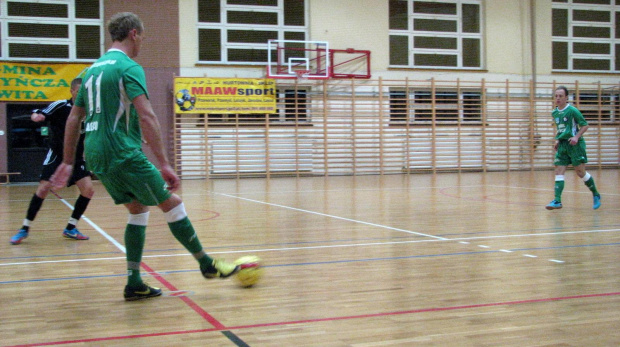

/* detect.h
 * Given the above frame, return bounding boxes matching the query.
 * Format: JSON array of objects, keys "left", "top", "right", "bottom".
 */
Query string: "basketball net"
[{"left": 295, "top": 70, "right": 311, "bottom": 83}]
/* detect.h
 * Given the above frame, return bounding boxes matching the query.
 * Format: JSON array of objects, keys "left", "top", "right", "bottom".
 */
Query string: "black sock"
[
  {"left": 26, "top": 194, "right": 45, "bottom": 222},
  {"left": 65, "top": 195, "right": 91, "bottom": 230},
  {"left": 72, "top": 195, "right": 91, "bottom": 220}
]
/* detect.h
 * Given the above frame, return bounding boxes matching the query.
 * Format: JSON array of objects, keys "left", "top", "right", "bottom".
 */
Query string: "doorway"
[{"left": 8, "top": 103, "right": 49, "bottom": 182}]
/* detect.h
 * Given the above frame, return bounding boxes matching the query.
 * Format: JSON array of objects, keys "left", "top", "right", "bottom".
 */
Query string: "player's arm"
[
  {"left": 569, "top": 109, "right": 589, "bottom": 145},
  {"left": 132, "top": 94, "right": 180, "bottom": 192},
  {"left": 551, "top": 120, "right": 559, "bottom": 151},
  {"left": 50, "top": 105, "right": 86, "bottom": 188},
  {"left": 570, "top": 125, "right": 588, "bottom": 145}
]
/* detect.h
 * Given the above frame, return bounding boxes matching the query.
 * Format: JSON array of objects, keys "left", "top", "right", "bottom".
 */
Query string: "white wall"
[
  {"left": 177, "top": 0, "right": 618, "bottom": 85},
  {"left": 309, "top": 0, "right": 389, "bottom": 74},
  {"left": 179, "top": 0, "right": 198, "bottom": 69},
  {"left": 486, "top": 0, "right": 530, "bottom": 75},
  {"left": 533, "top": 0, "right": 553, "bottom": 76}
]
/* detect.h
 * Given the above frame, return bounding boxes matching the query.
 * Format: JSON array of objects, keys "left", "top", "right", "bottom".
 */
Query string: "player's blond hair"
[{"left": 107, "top": 12, "right": 143, "bottom": 42}]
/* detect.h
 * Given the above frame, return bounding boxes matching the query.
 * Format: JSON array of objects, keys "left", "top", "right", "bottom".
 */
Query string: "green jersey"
[
  {"left": 75, "top": 49, "right": 149, "bottom": 174},
  {"left": 552, "top": 104, "right": 588, "bottom": 142}
]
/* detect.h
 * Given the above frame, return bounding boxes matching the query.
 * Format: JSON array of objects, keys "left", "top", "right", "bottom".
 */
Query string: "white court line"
[
  {"left": 2, "top": 256, "right": 127, "bottom": 266},
  {"left": 447, "top": 228, "right": 620, "bottom": 242},
  {"left": 2, "top": 228, "right": 618, "bottom": 267},
  {"left": 23, "top": 190, "right": 614, "bottom": 269},
  {"left": 55, "top": 194, "right": 126, "bottom": 252},
  {"left": 211, "top": 192, "right": 620, "bottom": 265},
  {"left": 213, "top": 192, "right": 448, "bottom": 240}
]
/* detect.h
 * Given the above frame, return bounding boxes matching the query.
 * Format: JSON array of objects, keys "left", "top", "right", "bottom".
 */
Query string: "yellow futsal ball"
[{"left": 234, "top": 256, "right": 263, "bottom": 288}]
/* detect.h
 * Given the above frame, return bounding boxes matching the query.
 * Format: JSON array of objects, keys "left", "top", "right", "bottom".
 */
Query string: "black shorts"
[{"left": 40, "top": 149, "right": 91, "bottom": 186}]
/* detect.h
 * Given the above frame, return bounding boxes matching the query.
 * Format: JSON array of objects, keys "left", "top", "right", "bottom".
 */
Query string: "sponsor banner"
[
  {"left": 0, "top": 62, "right": 91, "bottom": 101},
  {"left": 174, "top": 77, "right": 276, "bottom": 114}
]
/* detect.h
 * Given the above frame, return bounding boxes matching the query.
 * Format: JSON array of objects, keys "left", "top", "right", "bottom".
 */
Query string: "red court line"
[
  {"left": 48, "top": 190, "right": 227, "bottom": 329},
  {"left": 8, "top": 291, "right": 620, "bottom": 347},
  {"left": 140, "top": 262, "right": 226, "bottom": 330}
]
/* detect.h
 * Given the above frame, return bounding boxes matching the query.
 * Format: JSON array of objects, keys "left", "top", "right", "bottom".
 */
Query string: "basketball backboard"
[
  {"left": 267, "top": 40, "right": 371, "bottom": 80},
  {"left": 267, "top": 39, "right": 330, "bottom": 79}
]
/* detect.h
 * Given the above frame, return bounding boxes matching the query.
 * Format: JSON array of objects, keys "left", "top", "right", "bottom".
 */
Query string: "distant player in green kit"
[
  {"left": 52, "top": 12, "right": 239, "bottom": 301},
  {"left": 546, "top": 86, "right": 601, "bottom": 210}
]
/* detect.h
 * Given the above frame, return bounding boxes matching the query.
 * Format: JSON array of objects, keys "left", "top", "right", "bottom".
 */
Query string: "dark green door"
[{"left": 7, "top": 103, "right": 49, "bottom": 182}]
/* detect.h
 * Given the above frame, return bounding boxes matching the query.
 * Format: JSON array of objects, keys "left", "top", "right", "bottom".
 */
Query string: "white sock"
[
  {"left": 582, "top": 172, "right": 591, "bottom": 182},
  {"left": 164, "top": 203, "right": 188, "bottom": 223},
  {"left": 127, "top": 212, "right": 150, "bottom": 226}
]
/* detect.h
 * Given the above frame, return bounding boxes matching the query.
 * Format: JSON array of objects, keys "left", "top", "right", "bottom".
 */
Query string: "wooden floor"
[{"left": 0, "top": 170, "right": 619, "bottom": 347}]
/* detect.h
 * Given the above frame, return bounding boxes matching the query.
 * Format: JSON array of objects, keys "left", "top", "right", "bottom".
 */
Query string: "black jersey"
[{"left": 34, "top": 99, "right": 85, "bottom": 161}]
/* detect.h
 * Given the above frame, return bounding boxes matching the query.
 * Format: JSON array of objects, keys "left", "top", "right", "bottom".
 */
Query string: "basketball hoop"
[{"left": 294, "top": 70, "right": 311, "bottom": 83}]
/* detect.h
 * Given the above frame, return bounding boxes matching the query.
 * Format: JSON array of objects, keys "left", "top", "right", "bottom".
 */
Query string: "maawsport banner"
[
  {"left": 0, "top": 62, "right": 91, "bottom": 101},
  {"left": 174, "top": 77, "right": 276, "bottom": 114}
]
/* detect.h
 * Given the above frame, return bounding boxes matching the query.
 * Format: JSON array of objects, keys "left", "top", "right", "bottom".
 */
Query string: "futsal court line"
[
  {"left": 5, "top": 239, "right": 620, "bottom": 285},
  {"left": 6, "top": 188, "right": 616, "bottom": 270},
  {"left": 47, "top": 191, "right": 249, "bottom": 346},
  {"left": 212, "top": 192, "right": 579, "bottom": 264},
  {"left": 2, "top": 227, "right": 619, "bottom": 268},
  {"left": 51, "top": 189, "right": 126, "bottom": 251},
  {"left": 5, "top": 290, "right": 620, "bottom": 347},
  {"left": 213, "top": 192, "right": 448, "bottom": 240},
  {"left": 436, "top": 182, "right": 617, "bottom": 261},
  {"left": 3, "top": 220, "right": 618, "bottom": 261}
]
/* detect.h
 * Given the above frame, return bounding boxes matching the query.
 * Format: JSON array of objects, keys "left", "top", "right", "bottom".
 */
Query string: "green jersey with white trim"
[
  {"left": 75, "top": 49, "right": 149, "bottom": 174},
  {"left": 552, "top": 104, "right": 588, "bottom": 142}
]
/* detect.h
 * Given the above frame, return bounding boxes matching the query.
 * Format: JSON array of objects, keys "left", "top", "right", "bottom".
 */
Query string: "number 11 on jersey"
[{"left": 84, "top": 73, "right": 103, "bottom": 116}]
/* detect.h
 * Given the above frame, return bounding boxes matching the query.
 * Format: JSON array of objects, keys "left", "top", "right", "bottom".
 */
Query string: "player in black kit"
[{"left": 10, "top": 78, "right": 95, "bottom": 245}]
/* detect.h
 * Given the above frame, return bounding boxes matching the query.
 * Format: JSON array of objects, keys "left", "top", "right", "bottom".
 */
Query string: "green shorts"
[
  {"left": 554, "top": 139, "right": 588, "bottom": 167},
  {"left": 96, "top": 153, "right": 172, "bottom": 206}
]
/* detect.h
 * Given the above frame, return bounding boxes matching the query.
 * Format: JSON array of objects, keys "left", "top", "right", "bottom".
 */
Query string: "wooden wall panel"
[{"left": 174, "top": 79, "right": 620, "bottom": 178}]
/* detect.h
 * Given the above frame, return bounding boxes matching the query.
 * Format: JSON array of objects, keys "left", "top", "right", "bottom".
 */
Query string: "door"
[{"left": 8, "top": 103, "right": 49, "bottom": 182}]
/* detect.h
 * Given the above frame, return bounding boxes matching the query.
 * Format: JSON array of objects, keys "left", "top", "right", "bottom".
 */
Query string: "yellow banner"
[
  {"left": 0, "top": 62, "right": 91, "bottom": 101},
  {"left": 174, "top": 77, "right": 276, "bottom": 114}
]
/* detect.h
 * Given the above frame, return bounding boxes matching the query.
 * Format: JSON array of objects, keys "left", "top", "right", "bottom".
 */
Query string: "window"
[
  {"left": 390, "top": 88, "right": 482, "bottom": 124},
  {"left": 207, "top": 89, "right": 309, "bottom": 124},
  {"left": 552, "top": 0, "right": 620, "bottom": 72},
  {"left": 389, "top": 0, "right": 483, "bottom": 69},
  {"left": 0, "top": 0, "right": 102, "bottom": 61},
  {"left": 574, "top": 91, "right": 620, "bottom": 123},
  {"left": 197, "top": 0, "right": 307, "bottom": 64}
]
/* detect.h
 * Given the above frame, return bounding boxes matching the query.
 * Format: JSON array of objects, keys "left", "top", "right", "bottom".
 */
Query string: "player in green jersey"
[
  {"left": 51, "top": 12, "right": 239, "bottom": 301},
  {"left": 546, "top": 86, "right": 601, "bottom": 210}
]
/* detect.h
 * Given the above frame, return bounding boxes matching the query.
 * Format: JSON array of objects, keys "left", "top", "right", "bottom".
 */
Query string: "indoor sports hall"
[{"left": 1, "top": 1, "right": 619, "bottom": 346}]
